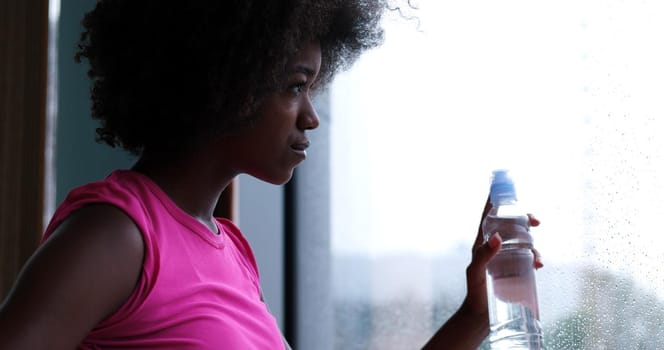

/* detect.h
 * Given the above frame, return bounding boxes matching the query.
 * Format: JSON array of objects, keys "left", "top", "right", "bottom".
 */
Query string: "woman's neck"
[{"left": 131, "top": 149, "right": 237, "bottom": 233}]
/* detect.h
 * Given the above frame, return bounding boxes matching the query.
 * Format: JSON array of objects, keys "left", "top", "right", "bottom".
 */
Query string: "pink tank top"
[{"left": 42, "top": 170, "right": 284, "bottom": 349}]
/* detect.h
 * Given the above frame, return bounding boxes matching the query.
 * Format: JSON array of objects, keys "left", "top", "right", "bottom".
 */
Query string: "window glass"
[
  {"left": 45, "top": 0, "right": 60, "bottom": 225},
  {"left": 330, "top": 1, "right": 664, "bottom": 349}
]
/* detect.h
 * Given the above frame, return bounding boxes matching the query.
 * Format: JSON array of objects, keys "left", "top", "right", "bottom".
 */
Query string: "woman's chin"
[{"left": 253, "top": 170, "right": 294, "bottom": 186}]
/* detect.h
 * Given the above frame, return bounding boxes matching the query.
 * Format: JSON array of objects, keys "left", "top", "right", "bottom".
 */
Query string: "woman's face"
[{"left": 221, "top": 41, "right": 322, "bottom": 185}]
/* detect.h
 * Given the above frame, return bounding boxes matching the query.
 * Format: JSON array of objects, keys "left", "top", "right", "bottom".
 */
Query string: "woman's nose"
[{"left": 298, "top": 97, "right": 320, "bottom": 130}]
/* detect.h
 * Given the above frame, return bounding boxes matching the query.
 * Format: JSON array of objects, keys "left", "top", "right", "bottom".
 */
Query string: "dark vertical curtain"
[{"left": 0, "top": 0, "right": 49, "bottom": 299}]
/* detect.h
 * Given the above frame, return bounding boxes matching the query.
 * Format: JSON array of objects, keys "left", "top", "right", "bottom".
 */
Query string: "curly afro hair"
[{"left": 75, "top": 0, "right": 387, "bottom": 156}]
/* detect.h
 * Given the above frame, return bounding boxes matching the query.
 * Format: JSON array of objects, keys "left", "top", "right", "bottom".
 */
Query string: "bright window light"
[{"left": 330, "top": 1, "right": 664, "bottom": 348}]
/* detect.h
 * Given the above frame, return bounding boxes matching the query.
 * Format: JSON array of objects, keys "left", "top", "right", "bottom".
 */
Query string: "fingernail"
[{"left": 489, "top": 233, "right": 502, "bottom": 249}]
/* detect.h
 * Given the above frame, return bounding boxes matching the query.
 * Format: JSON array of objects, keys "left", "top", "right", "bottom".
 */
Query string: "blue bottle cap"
[{"left": 489, "top": 169, "right": 517, "bottom": 205}]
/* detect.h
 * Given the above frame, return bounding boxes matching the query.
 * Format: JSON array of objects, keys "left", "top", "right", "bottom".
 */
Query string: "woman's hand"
[
  {"left": 464, "top": 198, "right": 542, "bottom": 317},
  {"left": 422, "top": 197, "right": 541, "bottom": 350}
]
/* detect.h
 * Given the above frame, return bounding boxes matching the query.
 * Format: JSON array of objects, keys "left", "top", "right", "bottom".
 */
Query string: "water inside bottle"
[
  {"left": 483, "top": 213, "right": 543, "bottom": 349},
  {"left": 486, "top": 246, "right": 543, "bottom": 349}
]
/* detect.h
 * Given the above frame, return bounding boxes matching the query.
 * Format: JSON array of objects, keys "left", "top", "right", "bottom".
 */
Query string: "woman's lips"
[
  {"left": 291, "top": 141, "right": 310, "bottom": 151},
  {"left": 290, "top": 140, "right": 310, "bottom": 159}
]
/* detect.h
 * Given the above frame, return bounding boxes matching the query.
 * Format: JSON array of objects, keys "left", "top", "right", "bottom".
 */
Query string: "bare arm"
[
  {"left": 0, "top": 204, "right": 144, "bottom": 349},
  {"left": 423, "top": 233, "right": 502, "bottom": 350}
]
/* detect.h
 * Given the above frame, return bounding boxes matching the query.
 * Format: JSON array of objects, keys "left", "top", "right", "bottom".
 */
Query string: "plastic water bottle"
[{"left": 482, "top": 170, "right": 543, "bottom": 349}]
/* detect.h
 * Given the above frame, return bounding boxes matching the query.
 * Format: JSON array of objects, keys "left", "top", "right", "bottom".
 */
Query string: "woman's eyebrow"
[{"left": 289, "top": 64, "right": 316, "bottom": 77}]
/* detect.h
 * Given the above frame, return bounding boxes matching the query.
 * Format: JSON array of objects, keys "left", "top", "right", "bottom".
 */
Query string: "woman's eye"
[{"left": 289, "top": 82, "right": 306, "bottom": 95}]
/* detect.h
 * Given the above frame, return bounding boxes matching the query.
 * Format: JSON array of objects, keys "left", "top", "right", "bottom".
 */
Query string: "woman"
[{"left": 0, "top": 0, "right": 540, "bottom": 349}]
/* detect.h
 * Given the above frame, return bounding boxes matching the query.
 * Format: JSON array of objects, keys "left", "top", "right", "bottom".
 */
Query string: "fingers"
[
  {"left": 477, "top": 233, "right": 502, "bottom": 266},
  {"left": 473, "top": 196, "right": 492, "bottom": 253},
  {"left": 468, "top": 233, "right": 502, "bottom": 284},
  {"left": 475, "top": 199, "right": 543, "bottom": 271},
  {"left": 532, "top": 248, "right": 543, "bottom": 269},
  {"left": 464, "top": 233, "right": 502, "bottom": 315},
  {"left": 526, "top": 214, "right": 543, "bottom": 268},
  {"left": 527, "top": 213, "right": 540, "bottom": 227}
]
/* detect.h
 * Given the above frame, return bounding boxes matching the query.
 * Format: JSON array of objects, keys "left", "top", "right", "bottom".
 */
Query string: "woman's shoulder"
[
  {"left": 44, "top": 170, "right": 155, "bottom": 241},
  {"left": 46, "top": 203, "right": 145, "bottom": 267},
  {"left": 0, "top": 200, "right": 145, "bottom": 349}
]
